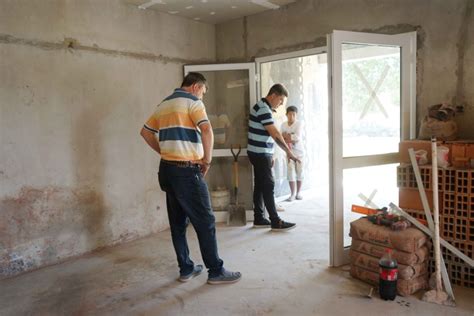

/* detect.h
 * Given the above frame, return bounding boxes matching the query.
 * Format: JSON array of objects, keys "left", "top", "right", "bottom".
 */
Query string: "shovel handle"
[
  {"left": 233, "top": 161, "right": 239, "bottom": 189},
  {"left": 231, "top": 144, "right": 241, "bottom": 162}
]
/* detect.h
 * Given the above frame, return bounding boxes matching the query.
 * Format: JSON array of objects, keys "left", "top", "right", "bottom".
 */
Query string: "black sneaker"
[
  {"left": 253, "top": 218, "right": 271, "bottom": 228},
  {"left": 178, "top": 264, "right": 203, "bottom": 282},
  {"left": 271, "top": 220, "right": 296, "bottom": 231},
  {"left": 207, "top": 269, "right": 242, "bottom": 285}
]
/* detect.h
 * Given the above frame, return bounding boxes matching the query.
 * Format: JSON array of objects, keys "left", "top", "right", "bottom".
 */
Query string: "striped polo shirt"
[
  {"left": 247, "top": 98, "right": 275, "bottom": 156},
  {"left": 143, "top": 88, "right": 209, "bottom": 161}
]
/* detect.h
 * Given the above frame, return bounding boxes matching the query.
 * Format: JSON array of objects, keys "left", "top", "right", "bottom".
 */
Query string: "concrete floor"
[{"left": 1, "top": 192, "right": 474, "bottom": 315}]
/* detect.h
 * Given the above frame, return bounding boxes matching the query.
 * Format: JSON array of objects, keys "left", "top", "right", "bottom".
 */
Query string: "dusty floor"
[{"left": 1, "top": 191, "right": 473, "bottom": 316}]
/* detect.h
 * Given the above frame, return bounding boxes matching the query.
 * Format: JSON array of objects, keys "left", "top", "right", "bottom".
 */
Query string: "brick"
[
  {"left": 446, "top": 261, "right": 474, "bottom": 288},
  {"left": 469, "top": 219, "right": 474, "bottom": 243},
  {"left": 455, "top": 194, "right": 469, "bottom": 219},
  {"left": 399, "top": 188, "right": 437, "bottom": 210},
  {"left": 399, "top": 140, "right": 432, "bottom": 164},
  {"left": 443, "top": 192, "right": 456, "bottom": 216},
  {"left": 419, "top": 166, "right": 432, "bottom": 191},
  {"left": 404, "top": 208, "right": 429, "bottom": 223},
  {"left": 469, "top": 195, "right": 474, "bottom": 220},
  {"left": 399, "top": 140, "right": 452, "bottom": 164},
  {"left": 440, "top": 215, "right": 455, "bottom": 241},
  {"left": 443, "top": 168, "right": 456, "bottom": 192},
  {"left": 456, "top": 169, "right": 470, "bottom": 195},
  {"left": 452, "top": 241, "right": 474, "bottom": 264},
  {"left": 470, "top": 170, "right": 474, "bottom": 195},
  {"left": 452, "top": 143, "right": 467, "bottom": 168},
  {"left": 396, "top": 165, "right": 410, "bottom": 188},
  {"left": 466, "top": 144, "right": 474, "bottom": 162},
  {"left": 455, "top": 217, "right": 469, "bottom": 241},
  {"left": 396, "top": 165, "right": 443, "bottom": 192},
  {"left": 437, "top": 168, "right": 444, "bottom": 192}
]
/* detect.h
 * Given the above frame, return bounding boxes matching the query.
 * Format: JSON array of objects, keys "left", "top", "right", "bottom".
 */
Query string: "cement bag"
[
  {"left": 350, "top": 218, "right": 427, "bottom": 253},
  {"left": 418, "top": 116, "right": 457, "bottom": 141},
  {"left": 350, "top": 265, "right": 428, "bottom": 297},
  {"left": 351, "top": 239, "right": 430, "bottom": 266},
  {"left": 349, "top": 249, "right": 428, "bottom": 280}
]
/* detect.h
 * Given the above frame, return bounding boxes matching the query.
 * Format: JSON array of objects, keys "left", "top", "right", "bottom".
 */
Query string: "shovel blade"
[{"left": 226, "top": 204, "right": 247, "bottom": 226}]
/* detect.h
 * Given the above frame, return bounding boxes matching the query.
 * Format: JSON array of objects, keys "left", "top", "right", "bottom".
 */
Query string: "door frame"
[{"left": 328, "top": 30, "right": 417, "bottom": 266}]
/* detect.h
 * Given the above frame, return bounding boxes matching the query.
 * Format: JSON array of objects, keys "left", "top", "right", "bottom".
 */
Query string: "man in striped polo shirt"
[
  {"left": 248, "top": 83, "right": 300, "bottom": 231},
  {"left": 140, "top": 72, "right": 241, "bottom": 285}
]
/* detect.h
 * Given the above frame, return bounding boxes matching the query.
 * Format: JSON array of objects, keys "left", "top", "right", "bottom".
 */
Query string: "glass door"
[{"left": 328, "top": 30, "right": 417, "bottom": 266}]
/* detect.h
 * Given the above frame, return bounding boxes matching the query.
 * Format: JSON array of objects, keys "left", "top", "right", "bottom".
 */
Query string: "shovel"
[{"left": 226, "top": 144, "right": 247, "bottom": 226}]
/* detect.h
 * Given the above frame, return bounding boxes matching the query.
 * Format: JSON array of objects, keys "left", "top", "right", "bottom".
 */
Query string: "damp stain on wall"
[{"left": 0, "top": 186, "right": 115, "bottom": 278}]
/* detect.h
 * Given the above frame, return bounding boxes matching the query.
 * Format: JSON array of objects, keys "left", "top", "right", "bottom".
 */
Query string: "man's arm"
[
  {"left": 140, "top": 127, "right": 161, "bottom": 154},
  {"left": 198, "top": 122, "right": 214, "bottom": 176},
  {"left": 264, "top": 124, "right": 300, "bottom": 162}
]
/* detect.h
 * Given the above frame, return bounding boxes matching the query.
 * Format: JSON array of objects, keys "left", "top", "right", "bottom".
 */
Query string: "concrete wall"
[
  {"left": 216, "top": 0, "right": 474, "bottom": 138},
  {"left": 0, "top": 0, "right": 215, "bottom": 279}
]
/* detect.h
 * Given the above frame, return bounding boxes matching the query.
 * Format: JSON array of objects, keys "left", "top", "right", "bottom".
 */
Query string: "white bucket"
[{"left": 210, "top": 189, "right": 230, "bottom": 211}]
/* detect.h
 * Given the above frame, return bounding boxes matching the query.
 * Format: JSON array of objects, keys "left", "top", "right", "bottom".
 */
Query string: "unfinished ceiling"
[{"left": 126, "top": 0, "right": 297, "bottom": 24}]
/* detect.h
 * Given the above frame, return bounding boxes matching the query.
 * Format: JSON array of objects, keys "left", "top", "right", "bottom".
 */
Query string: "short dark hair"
[
  {"left": 267, "top": 83, "right": 289, "bottom": 97},
  {"left": 181, "top": 72, "right": 208, "bottom": 89},
  {"left": 286, "top": 106, "right": 298, "bottom": 114}
]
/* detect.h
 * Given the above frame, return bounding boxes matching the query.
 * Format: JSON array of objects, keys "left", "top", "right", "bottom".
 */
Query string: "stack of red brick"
[{"left": 398, "top": 140, "right": 474, "bottom": 288}]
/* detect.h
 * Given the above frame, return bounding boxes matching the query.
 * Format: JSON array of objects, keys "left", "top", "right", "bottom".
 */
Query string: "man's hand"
[
  {"left": 193, "top": 159, "right": 211, "bottom": 176},
  {"left": 282, "top": 132, "right": 291, "bottom": 143},
  {"left": 140, "top": 127, "right": 161, "bottom": 154},
  {"left": 287, "top": 150, "right": 301, "bottom": 163}
]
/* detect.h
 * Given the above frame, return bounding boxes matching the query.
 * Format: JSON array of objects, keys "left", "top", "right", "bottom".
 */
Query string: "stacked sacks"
[{"left": 349, "top": 218, "right": 430, "bottom": 296}]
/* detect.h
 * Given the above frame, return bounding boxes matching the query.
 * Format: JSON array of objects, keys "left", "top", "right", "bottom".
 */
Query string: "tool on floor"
[
  {"left": 226, "top": 144, "right": 247, "bottom": 226},
  {"left": 421, "top": 138, "right": 454, "bottom": 306}
]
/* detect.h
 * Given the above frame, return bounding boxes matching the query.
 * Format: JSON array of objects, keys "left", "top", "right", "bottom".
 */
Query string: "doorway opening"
[{"left": 257, "top": 49, "right": 331, "bottom": 260}]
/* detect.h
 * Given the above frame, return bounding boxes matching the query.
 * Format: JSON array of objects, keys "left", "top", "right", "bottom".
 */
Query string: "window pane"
[
  {"left": 343, "top": 164, "right": 398, "bottom": 247},
  {"left": 342, "top": 44, "right": 401, "bottom": 157},
  {"left": 200, "top": 70, "right": 250, "bottom": 149}
]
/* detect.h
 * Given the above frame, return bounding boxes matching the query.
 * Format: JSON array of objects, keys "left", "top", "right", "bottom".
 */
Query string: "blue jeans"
[{"left": 158, "top": 161, "right": 224, "bottom": 277}]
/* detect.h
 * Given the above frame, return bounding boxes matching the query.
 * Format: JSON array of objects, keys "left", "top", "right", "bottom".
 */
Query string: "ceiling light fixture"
[
  {"left": 250, "top": 0, "right": 279, "bottom": 10},
  {"left": 210, "top": 11, "right": 216, "bottom": 15},
  {"left": 138, "top": 0, "right": 165, "bottom": 10},
  {"left": 185, "top": 5, "right": 193, "bottom": 9}
]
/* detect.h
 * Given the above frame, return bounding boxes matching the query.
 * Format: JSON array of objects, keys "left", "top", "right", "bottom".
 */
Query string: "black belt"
[{"left": 161, "top": 159, "right": 199, "bottom": 168}]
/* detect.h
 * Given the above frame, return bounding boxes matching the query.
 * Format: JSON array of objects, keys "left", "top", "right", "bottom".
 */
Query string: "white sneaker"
[
  {"left": 295, "top": 194, "right": 303, "bottom": 200},
  {"left": 276, "top": 204, "right": 285, "bottom": 212},
  {"left": 285, "top": 196, "right": 295, "bottom": 202}
]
